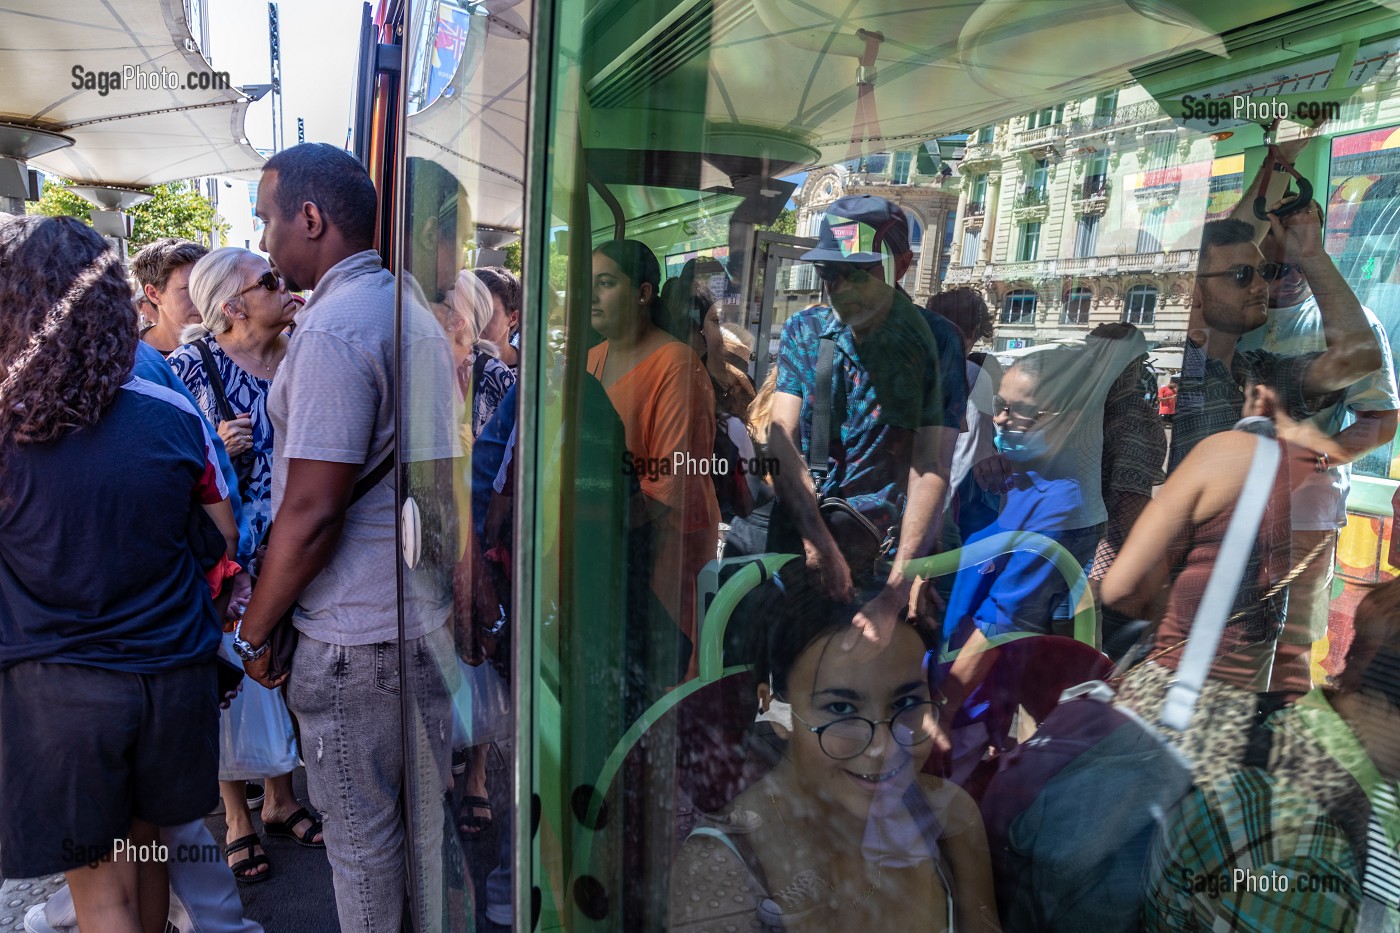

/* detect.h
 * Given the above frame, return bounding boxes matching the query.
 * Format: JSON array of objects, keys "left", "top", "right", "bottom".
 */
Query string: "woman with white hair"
[
  {"left": 168, "top": 247, "right": 323, "bottom": 883},
  {"left": 444, "top": 268, "right": 518, "bottom": 439},
  {"left": 433, "top": 269, "right": 519, "bottom": 839}
]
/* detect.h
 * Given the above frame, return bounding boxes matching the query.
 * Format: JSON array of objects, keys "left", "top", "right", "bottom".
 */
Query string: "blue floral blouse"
[{"left": 168, "top": 335, "right": 275, "bottom": 561}]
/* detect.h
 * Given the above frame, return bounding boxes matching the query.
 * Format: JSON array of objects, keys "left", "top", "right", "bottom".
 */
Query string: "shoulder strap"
[
  {"left": 808, "top": 337, "right": 836, "bottom": 481},
  {"left": 193, "top": 338, "right": 237, "bottom": 424},
  {"left": 1160, "top": 436, "right": 1282, "bottom": 732},
  {"left": 350, "top": 448, "right": 395, "bottom": 507},
  {"left": 472, "top": 351, "right": 489, "bottom": 393}
]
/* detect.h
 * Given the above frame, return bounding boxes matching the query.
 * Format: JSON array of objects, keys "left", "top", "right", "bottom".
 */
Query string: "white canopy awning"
[
  {"left": 405, "top": 0, "right": 528, "bottom": 235},
  {"left": 0, "top": 0, "right": 263, "bottom": 187}
]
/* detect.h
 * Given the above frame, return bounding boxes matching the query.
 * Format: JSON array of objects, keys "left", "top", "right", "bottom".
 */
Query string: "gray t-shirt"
[{"left": 268, "top": 250, "right": 458, "bottom": 645}]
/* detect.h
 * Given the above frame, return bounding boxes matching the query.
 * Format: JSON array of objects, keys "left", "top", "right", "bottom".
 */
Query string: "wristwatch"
[{"left": 231, "top": 620, "right": 269, "bottom": 662}]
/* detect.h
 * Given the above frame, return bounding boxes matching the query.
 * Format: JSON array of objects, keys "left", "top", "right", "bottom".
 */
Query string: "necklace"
[
  {"left": 219, "top": 336, "right": 280, "bottom": 375},
  {"left": 766, "top": 792, "right": 884, "bottom": 912}
]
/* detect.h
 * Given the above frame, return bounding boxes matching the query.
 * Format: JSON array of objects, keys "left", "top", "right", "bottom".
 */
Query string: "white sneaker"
[
  {"left": 757, "top": 868, "right": 830, "bottom": 925},
  {"left": 24, "top": 903, "right": 68, "bottom": 933}
]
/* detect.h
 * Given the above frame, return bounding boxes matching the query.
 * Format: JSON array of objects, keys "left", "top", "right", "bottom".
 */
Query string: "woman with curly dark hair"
[{"left": 0, "top": 216, "right": 237, "bottom": 933}]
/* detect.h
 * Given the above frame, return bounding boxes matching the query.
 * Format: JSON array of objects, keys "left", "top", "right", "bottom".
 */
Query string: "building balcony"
[
  {"left": 1067, "top": 100, "right": 1168, "bottom": 137},
  {"left": 944, "top": 265, "right": 977, "bottom": 285},
  {"left": 963, "top": 248, "right": 1200, "bottom": 284},
  {"left": 959, "top": 140, "right": 998, "bottom": 170},
  {"left": 1012, "top": 187, "right": 1049, "bottom": 221},
  {"left": 1012, "top": 123, "right": 1066, "bottom": 156},
  {"left": 1073, "top": 176, "right": 1110, "bottom": 214}
]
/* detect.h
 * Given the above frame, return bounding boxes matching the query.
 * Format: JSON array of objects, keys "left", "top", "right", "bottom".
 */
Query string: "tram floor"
[{"left": 206, "top": 767, "right": 336, "bottom": 933}]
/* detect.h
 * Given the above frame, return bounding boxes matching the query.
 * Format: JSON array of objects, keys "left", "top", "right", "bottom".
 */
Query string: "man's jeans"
[{"left": 286, "top": 627, "right": 454, "bottom": 933}]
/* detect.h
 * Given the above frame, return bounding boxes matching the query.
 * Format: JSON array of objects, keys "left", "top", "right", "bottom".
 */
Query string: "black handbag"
[
  {"left": 193, "top": 338, "right": 256, "bottom": 493},
  {"left": 251, "top": 448, "right": 397, "bottom": 681}
]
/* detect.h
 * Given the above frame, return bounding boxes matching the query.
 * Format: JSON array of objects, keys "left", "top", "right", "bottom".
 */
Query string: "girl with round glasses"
[{"left": 668, "top": 587, "right": 997, "bottom": 931}]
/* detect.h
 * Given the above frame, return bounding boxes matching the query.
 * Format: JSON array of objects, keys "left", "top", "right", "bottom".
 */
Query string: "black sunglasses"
[
  {"left": 812, "top": 262, "right": 881, "bottom": 285},
  {"left": 1196, "top": 261, "right": 1283, "bottom": 288},
  {"left": 235, "top": 270, "right": 281, "bottom": 299}
]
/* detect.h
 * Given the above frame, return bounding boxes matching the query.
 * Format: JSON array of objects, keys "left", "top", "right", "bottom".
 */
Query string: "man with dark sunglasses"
[
  {"left": 767, "top": 194, "right": 965, "bottom": 644},
  {"left": 1169, "top": 214, "right": 1381, "bottom": 475},
  {"left": 1230, "top": 211, "right": 1399, "bottom": 693}
]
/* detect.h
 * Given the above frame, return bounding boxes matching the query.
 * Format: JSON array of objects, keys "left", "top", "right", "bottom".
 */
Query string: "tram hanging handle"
[{"left": 1252, "top": 120, "right": 1314, "bottom": 222}]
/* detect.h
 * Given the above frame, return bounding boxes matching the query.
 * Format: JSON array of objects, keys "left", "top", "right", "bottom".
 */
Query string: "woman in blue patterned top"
[{"left": 171, "top": 247, "right": 324, "bottom": 883}]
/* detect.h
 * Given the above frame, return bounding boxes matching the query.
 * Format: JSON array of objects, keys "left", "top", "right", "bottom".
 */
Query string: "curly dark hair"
[{"left": 0, "top": 216, "right": 136, "bottom": 463}]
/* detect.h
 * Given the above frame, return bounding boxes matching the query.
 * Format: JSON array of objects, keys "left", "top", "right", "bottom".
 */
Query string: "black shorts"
[{"left": 0, "top": 660, "right": 218, "bottom": 878}]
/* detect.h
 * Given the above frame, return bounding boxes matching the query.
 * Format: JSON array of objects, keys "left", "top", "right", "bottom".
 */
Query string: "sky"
[
  {"left": 207, "top": 0, "right": 363, "bottom": 152},
  {"left": 204, "top": 0, "right": 365, "bottom": 249}
]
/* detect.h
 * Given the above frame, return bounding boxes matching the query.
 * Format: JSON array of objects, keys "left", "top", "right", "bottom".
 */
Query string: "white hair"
[
  {"left": 448, "top": 268, "right": 500, "bottom": 358},
  {"left": 184, "top": 247, "right": 264, "bottom": 343}
]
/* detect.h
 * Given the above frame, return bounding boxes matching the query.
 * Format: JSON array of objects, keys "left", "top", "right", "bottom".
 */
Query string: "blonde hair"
[
  {"left": 185, "top": 247, "right": 264, "bottom": 343},
  {"left": 748, "top": 366, "right": 779, "bottom": 445}
]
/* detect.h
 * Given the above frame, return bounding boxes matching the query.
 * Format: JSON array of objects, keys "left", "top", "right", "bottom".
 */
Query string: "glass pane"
[
  {"left": 515, "top": 3, "right": 1400, "bottom": 932},
  {"left": 397, "top": 1, "right": 530, "bottom": 930}
]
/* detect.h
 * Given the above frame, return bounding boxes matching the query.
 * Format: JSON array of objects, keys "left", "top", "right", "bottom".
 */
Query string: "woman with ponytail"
[{"left": 0, "top": 215, "right": 237, "bottom": 932}]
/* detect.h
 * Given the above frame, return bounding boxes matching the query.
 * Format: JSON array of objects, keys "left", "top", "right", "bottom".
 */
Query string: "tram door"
[
  {"left": 745, "top": 231, "right": 818, "bottom": 391},
  {"left": 391, "top": 0, "right": 531, "bottom": 931}
]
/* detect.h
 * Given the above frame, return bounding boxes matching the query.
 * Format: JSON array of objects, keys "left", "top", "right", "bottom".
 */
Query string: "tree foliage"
[
  {"left": 758, "top": 207, "right": 797, "bottom": 237},
  {"left": 28, "top": 178, "right": 228, "bottom": 250}
]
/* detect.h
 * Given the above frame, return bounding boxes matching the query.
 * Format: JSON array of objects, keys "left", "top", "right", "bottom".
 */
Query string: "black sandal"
[
  {"left": 262, "top": 806, "right": 325, "bottom": 848},
  {"left": 225, "top": 833, "right": 271, "bottom": 885},
  {"left": 457, "top": 795, "right": 493, "bottom": 836}
]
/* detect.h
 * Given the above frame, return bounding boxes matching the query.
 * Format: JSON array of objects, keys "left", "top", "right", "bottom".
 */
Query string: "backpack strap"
[
  {"left": 808, "top": 337, "right": 837, "bottom": 483},
  {"left": 1160, "top": 436, "right": 1280, "bottom": 732}
]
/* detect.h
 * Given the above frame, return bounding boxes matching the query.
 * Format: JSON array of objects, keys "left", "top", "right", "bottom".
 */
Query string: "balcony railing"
[
  {"left": 1067, "top": 100, "right": 1167, "bottom": 136},
  {"left": 1078, "top": 176, "right": 1110, "bottom": 200},
  {"left": 966, "top": 200, "right": 985, "bottom": 217},
  {"left": 961, "top": 141, "right": 995, "bottom": 162},
  {"left": 939, "top": 249, "right": 1200, "bottom": 285},
  {"left": 1013, "top": 123, "right": 1066, "bottom": 150},
  {"left": 1014, "top": 187, "right": 1048, "bottom": 209}
]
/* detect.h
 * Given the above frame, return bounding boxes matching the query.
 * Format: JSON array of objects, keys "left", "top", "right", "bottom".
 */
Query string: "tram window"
[
  {"left": 1330, "top": 126, "right": 1400, "bottom": 480},
  {"left": 507, "top": 3, "right": 1400, "bottom": 932}
]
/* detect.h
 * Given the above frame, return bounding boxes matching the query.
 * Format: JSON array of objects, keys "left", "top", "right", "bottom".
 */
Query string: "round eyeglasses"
[{"left": 787, "top": 701, "right": 937, "bottom": 760}]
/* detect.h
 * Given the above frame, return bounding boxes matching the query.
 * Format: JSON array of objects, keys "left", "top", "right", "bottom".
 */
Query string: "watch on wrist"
[{"left": 232, "top": 620, "right": 269, "bottom": 662}]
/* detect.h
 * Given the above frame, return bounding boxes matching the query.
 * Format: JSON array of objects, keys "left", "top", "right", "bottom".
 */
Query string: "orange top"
[{"left": 589, "top": 340, "right": 720, "bottom": 649}]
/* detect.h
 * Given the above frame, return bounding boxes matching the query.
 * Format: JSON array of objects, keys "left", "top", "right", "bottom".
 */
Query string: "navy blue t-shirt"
[{"left": 0, "top": 378, "right": 224, "bottom": 672}]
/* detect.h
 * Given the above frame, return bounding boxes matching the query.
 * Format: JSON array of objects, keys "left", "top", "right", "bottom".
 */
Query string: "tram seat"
[{"left": 928, "top": 634, "right": 1116, "bottom": 803}]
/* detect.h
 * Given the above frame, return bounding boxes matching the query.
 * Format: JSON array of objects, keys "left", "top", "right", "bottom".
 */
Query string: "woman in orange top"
[{"left": 587, "top": 240, "right": 720, "bottom": 679}]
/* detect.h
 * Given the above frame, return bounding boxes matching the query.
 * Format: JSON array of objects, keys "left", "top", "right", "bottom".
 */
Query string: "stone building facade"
[{"left": 943, "top": 85, "right": 1222, "bottom": 354}]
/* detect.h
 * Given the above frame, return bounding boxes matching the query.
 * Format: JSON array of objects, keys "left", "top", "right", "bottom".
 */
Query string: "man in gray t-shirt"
[{"left": 239, "top": 143, "right": 457, "bottom": 933}]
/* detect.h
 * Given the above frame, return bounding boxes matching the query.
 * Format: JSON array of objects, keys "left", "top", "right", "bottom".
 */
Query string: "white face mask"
[
  {"left": 755, "top": 675, "right": 793, "bottom": 730},
  {"left": 754, "top": 698, "right": 792, "bottom": 729}
]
